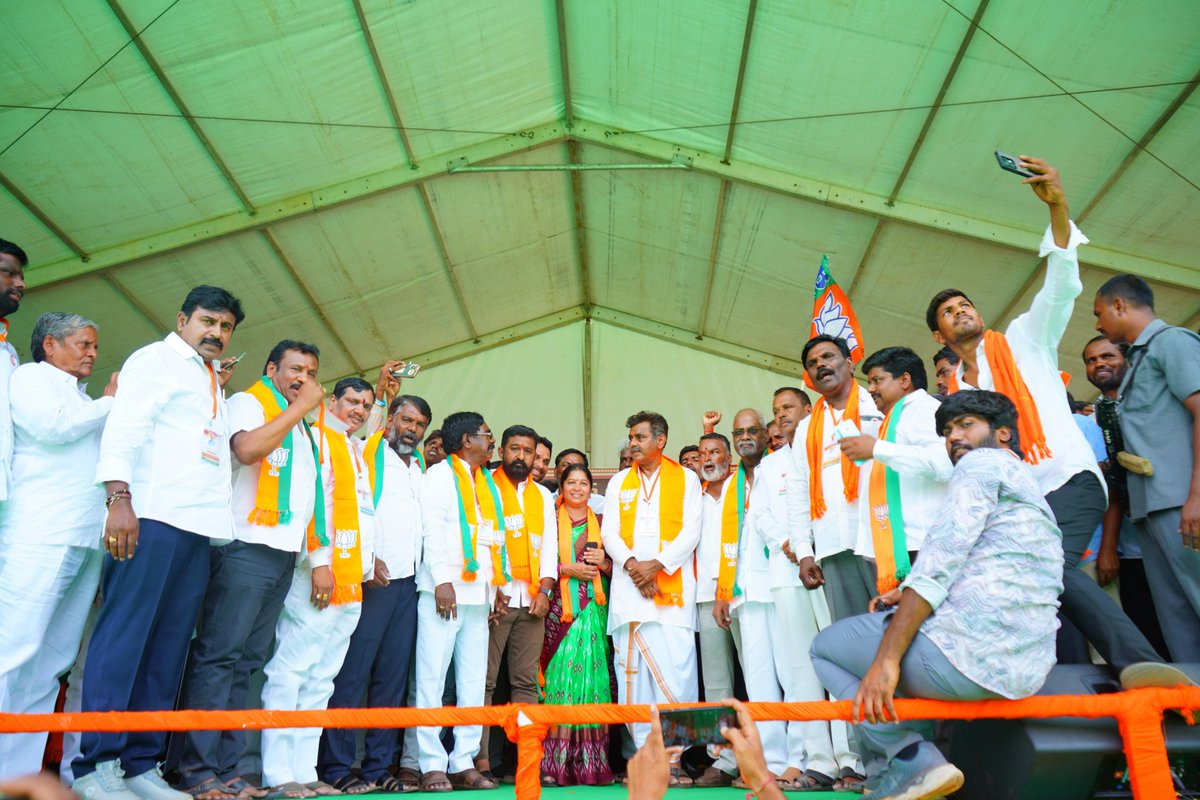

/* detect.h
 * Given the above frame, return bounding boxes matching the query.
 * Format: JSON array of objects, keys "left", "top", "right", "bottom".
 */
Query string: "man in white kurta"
[
  {"left": 260, "top": 378, "right": 376, "bottom": 790},
  {"left": 786, "top": 337, "right": 883, "bottom": 625},
  {"left": 0, "top": 239, "right": 27, "bottom": 505},
  {"left": 601, "top": 411, "right": 702, "bottom": 751},
  {"left": 414, "top": 412, "right": 503, "bottom": 791},
  {"left": 0, "top": 314, "right": 113, "bottom": 779}
]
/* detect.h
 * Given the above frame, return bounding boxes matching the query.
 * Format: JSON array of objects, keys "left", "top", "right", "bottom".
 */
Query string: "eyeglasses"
[
  {"left": 471, "top": 430, "right": 495, "bottom": 443},
  {"left": 732, "top": 427, "right": 763, "bottom": 437}
]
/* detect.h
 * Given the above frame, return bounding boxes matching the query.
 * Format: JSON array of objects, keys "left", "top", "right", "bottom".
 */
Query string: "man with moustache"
[
  {"left": 476, "top": 425, "right": 557, "bottom": 782},
  {"left": 0, "top": 313, "right": 116, "bottom": 779},
  {"left": 839, "top": 347, "right": 952, "bottom": 603},
  {"left": 175, "top": 341, "right": 326, "bottom": 800},
  {"left": 319, "top": 395, "right": 432, "bottom": 793},
  {"left": 811, "top": 391, "right": 1064, "bottom": 800},
  {"left": 601, "top": 411, "right": 702, "bottom": 764},
  {"left": 786, "top": 336, "right": 883, "bottom": 624},
  {"left": 618, "top": 443, "right": 634, "bottom": 471},
  {"left": 531, "top": 436, "right": 553, "bottom": 487},
  {"left": 766, "top": 421, "right": 786, "bottom": 452},
  {"left": 708, "top": 411, "right": 789, "bottom": 788},
  {"left": 1081, "top": 337, "right": 1168, "bottom": 659},
  {"left": 423, "top": 429, "right": 445, "bottom": 469},
  {"left": 926, "top": 159, "right": 1178, "bottom": 687},
  {"left": 679, "top": 444, "right": 702, "bottom": 476},
  {"left": 693, "top": 433, "right": 739, "bottom": 785},
  {"left": 415, "top": 412, "right": 505, "bottom": 792},
  {"left": 0, "top": 239, "right": 27, "bottom": 506},
  {"left": 74, "top": 286, "right": 245, "bottom": 800},
  {"left": 260, "top": 378, "right": 377, "bottom": 795},
  {"left": 760, "top": 387, "right": 857, "bottom": 790},
  {"left": 930, "top": 346, "right": 959, "bottom": 398},
  {"left": 1093, "top": 274, "right": 1200, "bottom": 664}
]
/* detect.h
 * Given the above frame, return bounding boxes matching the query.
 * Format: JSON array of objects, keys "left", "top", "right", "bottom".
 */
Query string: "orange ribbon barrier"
[{"left": 2, "top": 689, "right": 1197, "bottom": 799}]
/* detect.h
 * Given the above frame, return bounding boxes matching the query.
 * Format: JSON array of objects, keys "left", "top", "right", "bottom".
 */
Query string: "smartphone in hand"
[
  {"left": 659, "top": 705, "right": 739, "bottom": 748},
  {"left": 994, "top": 150, "right": 1035, "bottom": 178}
]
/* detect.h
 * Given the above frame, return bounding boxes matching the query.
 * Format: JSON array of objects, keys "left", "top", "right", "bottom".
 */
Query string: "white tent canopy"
[{"left": 2, "top": 0, "right": 1197, "bottom": 465}]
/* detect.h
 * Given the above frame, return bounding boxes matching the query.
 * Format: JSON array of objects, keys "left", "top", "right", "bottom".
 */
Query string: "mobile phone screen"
[{"left": 659, "top": 705, "right": 738, "bottom": 748}]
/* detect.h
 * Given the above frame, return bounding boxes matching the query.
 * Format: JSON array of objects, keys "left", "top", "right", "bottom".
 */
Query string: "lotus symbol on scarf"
[{"left": 815, "top": 293, "right": 860, "bottom": 354}]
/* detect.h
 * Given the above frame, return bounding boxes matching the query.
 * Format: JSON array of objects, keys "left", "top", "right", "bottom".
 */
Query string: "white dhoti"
[
  {"left": 772, "top": 585, "right": 860, "bottom": 778},
  {"left": 261, "top": 564, "right": 362, "bottom": 786},
  {"left": 413, "top": 592, "right": 488, "bottom": 775},
  {"left": 0, "top": 543, "right": 102, "bottom": 780},
  {"left": 733, "top": 601, "right": 789, "bottom": 775},
  {"left": 613, "top": 621, "right": 698, "bottom": 749}
]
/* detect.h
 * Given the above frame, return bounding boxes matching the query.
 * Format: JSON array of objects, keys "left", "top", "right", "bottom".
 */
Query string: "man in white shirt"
[
  {"left": 0, "top": 313, "right": 115, "bottom": 779},
  {"left": 838, "top": 347, "right": 952, "bottom": 597},
  {"left": 925, "top": 156, "right": 1165, "bottom": 677},
  {"left": 759, "top": 388, "right": 858, "bottom": 790},
  {"left": 414, "top": 411, "right": 503, "bottom": 792},
  {"left": 260, "top": 377, "right": 377, "bottom": 794},
  {"left": 0, "top": 238, "right": 27, "bottom": 504},
  {"left": 319, "top": 395, "right": 431, "bottom": 793},
  {"left": 476, "top": 425, "right": 557, "bottom": 781},
  {"left": 74, "top": 286, "right": 245, "bottom": 800},
  {"left": 693, "top": 432, "right": 738, "bottom": 785},
  {"left": 707, "top": 411, "right": 789, "bottom": 787},
  {"left": 174, "top": 340, "right": 325, "bottom": 799},
  {"left": 786, "top": 336, "right": 883, "bottom": 624},
  {"left": 601, "top": 411, "right": 702, "bottom": 765}
]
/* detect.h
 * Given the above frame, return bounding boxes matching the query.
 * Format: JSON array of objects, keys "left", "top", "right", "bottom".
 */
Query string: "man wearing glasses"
[{"left": 413, "top": 412, "right": 504, "bottom": 792}]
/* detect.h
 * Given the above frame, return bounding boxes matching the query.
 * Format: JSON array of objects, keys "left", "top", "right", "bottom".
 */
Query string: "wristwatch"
[{"left": 539, "top": 587, "right": 553, "bottom": 599}]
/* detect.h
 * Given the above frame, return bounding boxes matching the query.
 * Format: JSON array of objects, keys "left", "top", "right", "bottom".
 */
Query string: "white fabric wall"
[{"left": 412, "top": 321, "right": 801, "bottom": 470}]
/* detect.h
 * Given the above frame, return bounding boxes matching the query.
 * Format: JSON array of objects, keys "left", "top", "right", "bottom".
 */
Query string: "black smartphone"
[
  {"left": 585, "top": 541, "right": 599, "bottom": 550},
  {"left": 994, "top": 150, "right": 1035, "bottom": 178},
  {"left": 659, "top": 705, "right": 738, "bottom": 748}
]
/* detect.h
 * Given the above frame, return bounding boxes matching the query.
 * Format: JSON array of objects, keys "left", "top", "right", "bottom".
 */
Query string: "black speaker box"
[{"left": 944, "top": 663, "right": 1200, "bottom": 800}]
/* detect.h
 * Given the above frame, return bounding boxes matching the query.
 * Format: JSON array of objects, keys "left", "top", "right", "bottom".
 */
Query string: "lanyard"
[
  {"left": 639, "top": 465, "right": 660, "bottom": 503},
  {"left": 203, "top": 361, "right": 219, "bottom": 420}
]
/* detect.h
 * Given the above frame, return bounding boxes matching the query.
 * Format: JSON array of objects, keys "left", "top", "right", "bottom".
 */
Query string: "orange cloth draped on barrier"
[{"left": 2, "top": 689, "right": 1197, "bottom": 800}]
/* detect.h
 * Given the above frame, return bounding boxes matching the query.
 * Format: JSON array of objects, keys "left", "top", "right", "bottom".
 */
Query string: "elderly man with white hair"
[{"left": 0, "top": 312, "right": 117, "bottom": 779}]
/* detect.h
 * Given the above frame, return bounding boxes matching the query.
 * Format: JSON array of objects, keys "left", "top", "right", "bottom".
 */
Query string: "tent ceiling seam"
[
  {"left": 886, "top": 0, "right": 990, "bottom": 206},
  {"left": 350, "top": 0, "right": 418, "bottom": 166},
  {"left": 722, "top": 0, "right": 759, "bottom": 165},
  {"left": 696, "top": 179, "right": 730, "bottom": 339},
  {"left": 416, "top": 184, "right": 479, "bottom": 342},
  {"left": 846, "top": 219, "right": 887, "bottom": 298},
  {"left": 567, "top": 140, "right": 592, "bottom": 309},
  {"left": 105, "top": 0, "right": 255, "bottom": 213},
  {"left": 259, "top": 228, "right": 365, "bottom": 375},
  {"left": 0, "top": 171, "right": 88, "bottom": 259},
  {"left": 102, "top": 272, "right": 168, "bottom": 332},
  {"left": 555, "top": 0, "right": 574, "bottom": 127}
]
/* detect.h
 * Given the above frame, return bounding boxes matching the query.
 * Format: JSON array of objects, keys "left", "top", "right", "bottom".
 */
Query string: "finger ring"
[
  {"left": 451, "top": 604, "right": 457, "bottom": 609},
  {"left": 108, "top": 536, "right": 117, "bottom": 544}
]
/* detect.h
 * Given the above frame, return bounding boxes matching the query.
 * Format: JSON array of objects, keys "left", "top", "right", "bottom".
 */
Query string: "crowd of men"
[{"left": 0, "top": 155, "right": 1198, "bottom": 800}]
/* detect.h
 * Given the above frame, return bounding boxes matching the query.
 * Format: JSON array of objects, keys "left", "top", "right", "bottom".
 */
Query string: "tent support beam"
[
  {"left": 259, "top": 229, "right": 365, "bottom": 375},
  {"left": 568, "top": 140, "right": 592, "bottom": 308},
  {"left": 102, "top": 273, "right": 168, "bottom": 333},
  {"left": 0, "top": 171, "right": 88, "bottom": 260},
  {"left": 555, "top": 0, "right": 574, "bottom": 127},
  {"left": 991, "top": 66, "right": 1200, "bottom": 329},
  {"left": 696, "top": 180, "right": 730, "bottom": 339},
  {"left": 105, "top": 0, "right": 255, "bottom": 213},
  {"left": 583, "top": 316, "right": 594, "bottom": 458},
  {"left": 722, "top": 0, "right": 759, "bottom": 164},
  {"left": 886, "top": 0, "right": 988, "bottom": 206},
  {"left": 570, "top": 121, "right": 1197, "bottom": 291},
  {"left": 350, "top": 0, "right": 418, "bottom": 166},
  {"left": 590, "top": 305, "right": 807, "bottom": 378},
  {"left": 26, "top": 122, "right": 566, "bottom": 288},
  {"left": 416, "top": 184, "right": 480, "bottom": 342},
  {"left": 846, "top": 219, "right": 886, "bottom": 297}
]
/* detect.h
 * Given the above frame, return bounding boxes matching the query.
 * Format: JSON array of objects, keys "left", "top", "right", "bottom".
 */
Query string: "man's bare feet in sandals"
[
  {"left": 418, "top": 772, "right": 452, "bottom": 793},
  {"left": 263, "top": 782, "right": 316, "bottom": 799},
  {"left": 303, "top": 782, "right": 341, "bottom": 796},
  {"left": 182, "top": 778, "right": 236, "bottom": 800},
  {"left": 223, "top": 778, "right": 268, "bottom": 799},
  {"left": 447, "top": 769, "right": 497, "bottom": 791}
]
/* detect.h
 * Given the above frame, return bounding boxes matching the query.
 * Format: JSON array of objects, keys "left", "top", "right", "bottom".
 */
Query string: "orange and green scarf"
[
  {"left": 714, "top": 463, "right": 747, "bottom": 602},
  {"left": 449, "top": 454, "right": 510, "bottom": 585},
  {"left": 244, "top": 377, "right": 322, "bottom": 528},
  {"left": 807, "top": 388, "right": 862, "bottom": 519},
  {"left": 557, "top": 504, "right": 606, "bottom": 622},
  {"left": 306, "top": 426, "right": 363, "bottom": 605},
  {"left": 364, "top": 431, "right": 426, "bottom": 508},
  {"left": 946, "top": 330, "right": 1052, "bottom": 464},
  {"left": 618, "top": 457, "right": 686, "bottom": 607},
  {"left": 868, "top": 396, "right": 911, "bottom": 594},
  {"left": 492, "top": 467, "right": 544, "bottom": 584}
]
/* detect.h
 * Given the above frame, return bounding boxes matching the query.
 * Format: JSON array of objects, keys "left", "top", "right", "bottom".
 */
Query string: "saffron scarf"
[
  {"left": 449, "top": 454, "right": 510, "bottom": 585},
  {"left": 868, "top": 395, "right": 911, "bottom": 594},
  {"left": 244, "top": 377, "right": 301, "bottom": 526},
  {"left": 492, "top": 467, "right": 544, "bottom": 584},
  {"left": 946, "top": 330, "right": 1052, "bottom": 464},
  {"left": 618, "top": 457, "right": 686, "bottom": 607},
  {"left": 557, "top": 504, "right": 606, "bottom": 622},
  {"left": 806, "top": 387, "right": 862, "bottom": 520},
  {"left": 363, "top": 431, "right": 426, "bottom": 507},
  {"left": 306, "top": 426, "right": 363, "bottom": 605},
  {"left": 714, "top": 464, "right": 747, "bottom": 602}
]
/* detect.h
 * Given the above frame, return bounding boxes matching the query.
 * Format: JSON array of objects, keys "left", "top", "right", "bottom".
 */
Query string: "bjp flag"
[{"left": 807, "top": 254, "right": 865, "bottom": 364}]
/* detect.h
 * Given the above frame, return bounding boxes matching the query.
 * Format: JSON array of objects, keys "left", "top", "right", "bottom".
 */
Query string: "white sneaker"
[
  {"left": 124, "top": 765, "right": 190, "bottom": 800},
  {"left": 73, "top": 760, "right": 140, "bottom": 800}
]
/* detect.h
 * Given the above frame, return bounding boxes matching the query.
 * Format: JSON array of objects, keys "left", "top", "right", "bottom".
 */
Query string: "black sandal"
[{"left": 328, "top": 777, "right": 373, "bottom": 796}]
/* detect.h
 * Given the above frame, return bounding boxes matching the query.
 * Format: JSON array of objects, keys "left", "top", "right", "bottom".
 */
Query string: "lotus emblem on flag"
[{"left": 815, "top": 293, "right": 860, "bottom": 355}]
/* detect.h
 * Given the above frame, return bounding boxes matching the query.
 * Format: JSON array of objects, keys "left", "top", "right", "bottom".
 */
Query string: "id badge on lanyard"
[
  {"left": 200, "top": 361, "right": 223, "bottom": 467},
  {"left": 353, "top": 447, "right": 375, "bottom": 517}
]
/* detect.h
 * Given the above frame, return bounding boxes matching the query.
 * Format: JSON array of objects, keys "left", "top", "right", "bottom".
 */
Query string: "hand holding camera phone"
[
  {"left": 994, "top": 150, "right": 1035, "bottom": 178},
  {"left": 388, "top": 360, "right": 421, "bottom": 380},
  {"left": 658, "top": 705, "right": 739, "bottom": 748}
]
